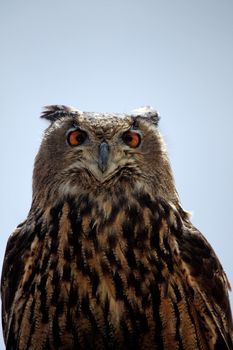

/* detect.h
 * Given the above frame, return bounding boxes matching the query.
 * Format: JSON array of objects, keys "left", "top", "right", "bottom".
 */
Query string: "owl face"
[{"left": 33, "top": 106, "right": 177, "bottom": 203}]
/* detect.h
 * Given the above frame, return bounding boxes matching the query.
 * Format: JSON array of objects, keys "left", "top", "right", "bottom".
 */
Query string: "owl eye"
[
  {"left": 67, "top": 129, "right": 87, "bottom": 146},
  {"left": 122, "top": 131, "right": 141, "bottom": 148}
]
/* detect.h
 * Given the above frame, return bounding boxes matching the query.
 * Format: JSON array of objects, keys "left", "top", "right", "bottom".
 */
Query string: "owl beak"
[{"left": 98, "top": 142, "right": 109, "bottom": 173}]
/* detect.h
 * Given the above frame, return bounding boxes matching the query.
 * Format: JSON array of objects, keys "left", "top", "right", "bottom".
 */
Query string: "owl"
[{"left": 1, "top": 105, "right": 233, "bottom": 350}]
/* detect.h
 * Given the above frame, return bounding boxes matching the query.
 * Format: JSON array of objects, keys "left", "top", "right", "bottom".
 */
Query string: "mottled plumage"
[{"left": 1, "top": 105, "right": 233, "bottom": 349}]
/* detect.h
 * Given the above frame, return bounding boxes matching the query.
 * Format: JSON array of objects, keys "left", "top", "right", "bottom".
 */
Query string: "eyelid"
[
  {"left": 127, "top": 128, "right": 143, "bottom": 139},
  {"left": 66, "top": 126, "right": 88, "bottom": 137}
]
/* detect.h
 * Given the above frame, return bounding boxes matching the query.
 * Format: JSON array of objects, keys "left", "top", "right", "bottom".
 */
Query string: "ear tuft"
[
  {"left": 131, "top": 106, "right": 160, "bottom": 126},
  {"left": 41, "top": 105, "right": 80, "bottom": 122}
]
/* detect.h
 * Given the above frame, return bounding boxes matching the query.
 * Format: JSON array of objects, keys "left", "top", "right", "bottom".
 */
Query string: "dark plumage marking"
[
  {"left": 120, "top": 298, "right": 140, "bottom": 348},
  {"left": 66, "top": 308, "right": 73, "bottom": 334},
  {"left": 88, "top": 220, "right": 99, "bottom": 250},
  {"left": 136, "top": 227, "right": 149, "bottom": 249},
  {"left": 173, "top": 300, "right": 183, "bottom": 350},
  {"left": 23, "top": 297, "right": 37, "bottom": 348},
  {"left": 147, "top": 254, "right": 165, "bottom": 284},
  {"left": 107, "top": 204, "right": 119, "bottom": 225},
  {"left": 135, "top": 192, "right": 155, "bottom": 213},
  {"left": 215, "top": 336, "right": 230, "bottom": 350},
  {"left": 75, "top": 248, "right": 86, "bottom": 274},
  {"left": 122, "top": 220, "right": 135, "bottom": 244},
  {"left": 36, "top": 222, "right": 48, "bottom": 240},
  {"left": 6, "top": 315, "right": 17, "bottom": 350},
  {"left": 212, "top": 279, "right": 226, "bottom": 304},
  {"left": 51, "top": 269, "right": 60, "bottom": 287},
  {"left": 42, "top": 338, "right": 50, "bottom": 350},
  {"left": 126, "top": 205, "right": 140, "bottom": 223},
  {"left": 173, "top": 283, "right": 182, "bottom": 303},
  {"left": 67, "top": 198, "right": 83, "bottom": 242},
  {"left": 150, "top": 217, "right": 162, "bottom": 248},
  {"left": 79, "top": 195, "right": 93, "bottom": 217},
  {"left": 39, "top": 274, "right": 49, "bottom": 323},
  {"left": 113, "top": 272, "right": 125, "bottom": 300},
  {"left": 64, "top": 244, "right": 72, "bottom": 262},
  {"left": 127, "top": 272, "right": 142, "bottom": 297},
  {"left": 81, "top": 295, "right": 98, "bottom": 333},
  {"left": 41, "top": 253, "right": 50, "bottom": 274},
  {"left": 158, "top": 201, "right": 170, "bottom": 219},
  {"left": 103, "top": 297, "right": 114, "bottom": 349},
  {"left": 51, "top": 270, "right": 60, "bottom": 308},
  {"left": 105, "top": 249, "right": 122, "bottom": 269},
  {"left": 62, "top": 262, "right": 71, "bottom": 281},
  {"left": 57, "top": 298, "right": 65, "bottom": 316},
  {"left": 101, "top": 259, "right": 111, "bottom": 275},
  {"left": 120, "top": 319, "right": 131, "bottom": 345},
  {"left": 79, "top": 250, "right": 93, "bottom": 276},
  {"left": 141, "top": 293, "right": 151, "bottom": 309},
  {"left": 49, "top": 203, "right": 63, "bottom": 234},
  {"left": 150, "top": 283, "right": 164, "bottom": 349},
  {"left": 50, "top": 237, "right": 59, "bottom": 255},
  {"left": 90, "top": 268, "right": 100, "bottom": 296},
  {"left": 137, "top": 261, "right": 150, "bottom": 277},
  {"left": 27, "top": 320, "right": 36, "bottom": 350},
  {"left": 107, "top": 234, "right": 117, "bottom": 249},
  {"left": 52, "top": 308, "right": 62, "bottom": 348},
  {"left": 160, "top": 249, "right": 174, "bottom": 273},
  {"left": 125, "top": 248, "right": 137, "bottom": 269},
  {"left": 136, "top": 308, "right": 149, "bottom": 333},
  {"left": 22, "top": 265, "right": 38, "bottom": 294},
  {"left": 68, "top": 282, "right": 78, "bottom": 307}
]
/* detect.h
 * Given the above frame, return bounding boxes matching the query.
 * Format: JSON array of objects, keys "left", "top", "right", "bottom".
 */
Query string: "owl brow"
[
  {"left": 131, "top": 118, "right": 140, "bottom": 129},
  {"left": 71, "top": 116, "right": 79, "bottom": 129}
]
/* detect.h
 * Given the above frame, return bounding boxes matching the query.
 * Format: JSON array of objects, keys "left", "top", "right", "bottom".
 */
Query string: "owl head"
[{"left": 33, "top": 105, "right": 179, "bottom": 206}]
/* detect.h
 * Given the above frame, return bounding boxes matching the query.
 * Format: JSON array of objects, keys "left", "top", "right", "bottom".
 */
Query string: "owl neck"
[{"left": 30, "top": 183, "right": 188, "bottom": 232}]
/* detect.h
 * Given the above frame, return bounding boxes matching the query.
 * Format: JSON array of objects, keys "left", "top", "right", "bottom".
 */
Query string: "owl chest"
[
  {"left": 34, "top": 211, "right": 165, "bottom": 322},
  {"left": 16, "top": 202, "right": 176, "bottom": 349}
]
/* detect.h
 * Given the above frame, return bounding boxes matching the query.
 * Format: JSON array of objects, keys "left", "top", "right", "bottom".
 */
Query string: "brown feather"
[{"left": 1, "top": 106, "right": 232, "bottom": 349}]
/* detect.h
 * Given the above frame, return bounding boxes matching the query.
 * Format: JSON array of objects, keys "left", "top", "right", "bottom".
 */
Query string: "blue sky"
[{"left": 0, "top": 0, "right": 233, "bottom": 347}]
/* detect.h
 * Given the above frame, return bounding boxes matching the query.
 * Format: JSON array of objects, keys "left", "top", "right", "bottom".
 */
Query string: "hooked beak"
[{"left": 98, "top": 142, "right": 109, "bottom": 173}]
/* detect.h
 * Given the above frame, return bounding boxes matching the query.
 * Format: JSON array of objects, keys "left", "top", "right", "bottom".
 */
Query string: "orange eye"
[
  {"left": 122, "top": 131, "right": 141, "bottom": 148},
  {"left": 67, "top": 129, "right": 87, "bottom": 146}
]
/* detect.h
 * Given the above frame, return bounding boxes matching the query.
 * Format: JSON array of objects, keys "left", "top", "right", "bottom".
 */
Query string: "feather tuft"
[
  {"left": 41, "top": 105, "right": 80, "bottom": 122},
  {"left": 131, "top": 106, "right": 160, "bottom": 126}
]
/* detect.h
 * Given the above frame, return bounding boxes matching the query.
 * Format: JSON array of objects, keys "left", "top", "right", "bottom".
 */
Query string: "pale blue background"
[{"left": 0, "top": 0, "right": 233, "bottom": 347}]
